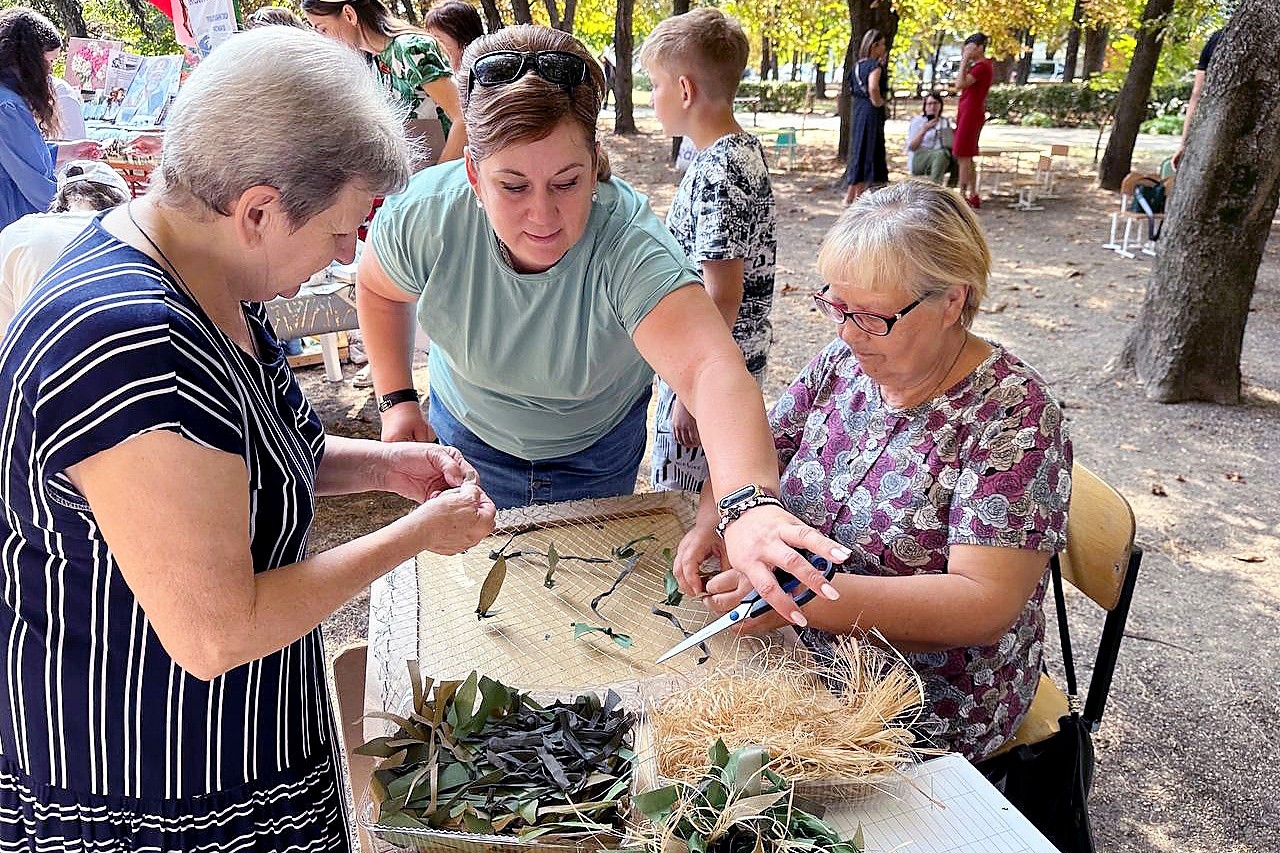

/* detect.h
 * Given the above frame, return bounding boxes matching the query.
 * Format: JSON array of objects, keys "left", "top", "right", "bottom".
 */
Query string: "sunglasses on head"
[{"left": 467, "top": 50, "right": 590, "bottom": 99}]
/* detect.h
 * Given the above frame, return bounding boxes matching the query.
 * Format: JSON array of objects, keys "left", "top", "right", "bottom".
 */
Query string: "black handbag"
[{"left": 982, "top": 564, "right": 1097, "bottom": 853}]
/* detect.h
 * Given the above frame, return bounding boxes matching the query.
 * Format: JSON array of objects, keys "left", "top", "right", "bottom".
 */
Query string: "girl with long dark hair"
[{"left": 0, "top": 7, "right": 102, "bottom": 229}]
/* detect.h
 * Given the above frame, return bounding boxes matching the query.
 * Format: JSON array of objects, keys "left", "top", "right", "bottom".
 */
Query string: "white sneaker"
[{"left": 352, "top": 365, "right": 373, "bottom": 388}]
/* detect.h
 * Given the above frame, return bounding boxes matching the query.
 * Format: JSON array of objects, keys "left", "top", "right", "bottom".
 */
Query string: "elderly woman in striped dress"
[{"left": 0, "top": 28, "right": 494, "bottom": 851}]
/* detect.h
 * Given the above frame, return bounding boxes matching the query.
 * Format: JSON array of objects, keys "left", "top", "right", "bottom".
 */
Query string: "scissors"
[{"left": 655, "top": 551, "right": 839, "bottom": 664}]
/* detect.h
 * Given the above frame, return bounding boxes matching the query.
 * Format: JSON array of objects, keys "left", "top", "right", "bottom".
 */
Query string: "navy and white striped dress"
[{"left": 0, "top": 217, "right": 349, "bottom": 851}]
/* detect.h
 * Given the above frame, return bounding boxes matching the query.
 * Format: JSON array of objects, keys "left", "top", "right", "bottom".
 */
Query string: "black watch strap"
[{"left": 377, "top": 388, "right": 420, "bottom": 412}]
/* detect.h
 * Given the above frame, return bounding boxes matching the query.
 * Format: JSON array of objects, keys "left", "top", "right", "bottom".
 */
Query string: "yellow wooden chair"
[
  {"left": 988, "top": 461, "right": 1141, "bottom": 753},
  {"left": 990, "top": 462, "right": 1142, "bottom": 757}
]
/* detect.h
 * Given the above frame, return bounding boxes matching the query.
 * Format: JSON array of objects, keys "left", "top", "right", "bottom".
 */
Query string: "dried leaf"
[
  {"left": 1232, "top": 553, "right": 1266, "bottom": 563},
  {"left": 1151, "top": 483, "right": 1167, "bottom": 496},
  {"left": 543, "top": 541, "right": 560, "bottom": 588},
  {"left": 591, "top": 555, "right": 639, "bottom": 617},
  {"left": 1225, "top": 471, "right": 1246, "bottom": 483},
  {"left": 572, "top": 622, "right": 633, "bottom": 649},
  {"left": 476, "top": 555, "right": 507, "bottom": 618}
]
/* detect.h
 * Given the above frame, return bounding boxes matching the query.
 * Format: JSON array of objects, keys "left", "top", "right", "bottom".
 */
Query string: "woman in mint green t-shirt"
[
  {"left": 359, "top": 25, "right": 850, "bottom": 627},
  {"left": 303, "top": 0, "right": 466, "bottom": 164}
]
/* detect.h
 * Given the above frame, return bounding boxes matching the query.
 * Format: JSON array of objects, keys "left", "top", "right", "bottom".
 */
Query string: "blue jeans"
[{"left": 429, "top": 391, "right": 650, "bottom": 510}]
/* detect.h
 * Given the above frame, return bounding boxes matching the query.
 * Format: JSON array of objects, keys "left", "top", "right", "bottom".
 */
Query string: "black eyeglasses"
[
  {"left": 467, "top": 50, "right": 590, "bottom": 98},
  {"left": 813, "top": 285, "right": 924, "bottom": 336}
]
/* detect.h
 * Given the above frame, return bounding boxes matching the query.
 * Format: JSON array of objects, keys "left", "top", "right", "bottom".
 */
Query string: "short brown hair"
[
  {"left": 639, "top": 8, "right": 748, "bottom": 103},
  {"left": 459, "top": 25, "right": 611, "bottom": 181}
]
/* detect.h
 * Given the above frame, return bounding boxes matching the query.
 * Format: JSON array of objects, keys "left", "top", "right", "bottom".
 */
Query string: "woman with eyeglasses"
[
  {"left": 674, "top": 181, "right": 1072, "bottom": 762},
  {"left": 303, "top": 0, "right": 465, "bottom": 165},
  {"left": 358, "top": 24, "right": 848, "bottom": 625}
]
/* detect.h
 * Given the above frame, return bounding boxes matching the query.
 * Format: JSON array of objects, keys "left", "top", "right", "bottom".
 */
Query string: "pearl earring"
[
  {"left": 475, "top": 195, "right": 484, "bottom": 209},
  {"left": 591, "top": 188, "right": 599, "bottom": 202}
]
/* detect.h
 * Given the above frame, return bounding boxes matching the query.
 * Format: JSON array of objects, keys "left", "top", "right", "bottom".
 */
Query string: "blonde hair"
[
  {"left": 638, "top": 8, "right": 748, "bottom": 103},
  {"left": 459, "top": 25, "right": 611, "bottom": 181},
  {"left": 816, "top": 181, "right": 989, "bottom": 327},
  {"left": 859, "top": 28, "right": 885, "bottom": 60}
]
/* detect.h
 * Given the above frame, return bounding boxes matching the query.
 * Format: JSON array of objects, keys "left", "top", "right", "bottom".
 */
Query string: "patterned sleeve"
[
  {"left": 769, "top": 341, "right": 844, "bottom": 467},
  {"left": 689, "top": 154, "right": 753, "bottom": 264},
  {"left": 947, "top": 379, "right": 1072, "bottom": 553},
  {"left": 36, "top": 294, "right": 245, "bottom": 486},
  {"left": 390, "top": 34, "right": 451, "bottom": 90}
]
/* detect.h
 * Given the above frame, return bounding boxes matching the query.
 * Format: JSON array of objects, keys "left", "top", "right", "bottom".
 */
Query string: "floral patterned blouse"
[
  {"left": 375, "top": 33, "right": 453, "bottom": 134},
  {"left": 769, "top": 338, "right": 1072, "bottom": 761}
]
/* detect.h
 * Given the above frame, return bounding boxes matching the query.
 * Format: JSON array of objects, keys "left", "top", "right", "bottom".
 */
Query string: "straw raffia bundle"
[{"left": 644, "top": 636, "right": 928, "bottom": 786}]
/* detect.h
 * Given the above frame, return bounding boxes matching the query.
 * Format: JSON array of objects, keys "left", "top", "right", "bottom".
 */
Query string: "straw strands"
[{"left": 643, "top": 636, "right": 928, "bottom": 786}]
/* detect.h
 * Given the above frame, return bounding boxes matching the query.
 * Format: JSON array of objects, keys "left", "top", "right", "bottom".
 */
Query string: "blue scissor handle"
[{"left": 737, "top": 550, "right": 838, "bottom": 621}]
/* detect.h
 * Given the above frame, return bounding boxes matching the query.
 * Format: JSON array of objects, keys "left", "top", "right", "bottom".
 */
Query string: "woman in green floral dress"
[{"left": 303, "top": 0, "right": 466, "bottom": 165}]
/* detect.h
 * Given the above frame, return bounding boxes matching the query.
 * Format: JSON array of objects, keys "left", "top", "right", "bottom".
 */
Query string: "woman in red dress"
[{"left": 953, "top": 32, "right": 993, "bottom": 209}]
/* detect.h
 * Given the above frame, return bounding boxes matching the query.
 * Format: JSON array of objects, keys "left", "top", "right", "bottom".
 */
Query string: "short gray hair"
[
  {"left": 155, "top": 28, "right": 411, "bottom": 226},
  {"left": 817, "top": 181, "right": 990, "bottom": 327}
]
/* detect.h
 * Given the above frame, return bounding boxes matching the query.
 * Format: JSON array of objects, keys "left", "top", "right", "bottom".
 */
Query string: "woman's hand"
[
  {"left": 57, "top": 139, "right": 104, "bottom": 164},
  {"left": 381, "top": 401, "right": 435, "bottom": 442},
  {"left": 126, "top": 134, "right": 163, "bottom": 158},
  {"left": 671, "top": 399, "right": 701, "bottom": 448},
  {"left": 701, "top": 569, "right": 792, "bottom": 634},
  {"left": 403, "top": 482, "right": 496, "bottom": 555},
  {"left": 719, "top": 504, "right": 848, "bottom": 627},
  {"left": 378, "top": 442, "right": 477, "bottom": 501},
  {"left": 673, "top": 520, "right": 728, "bottom": 594}
]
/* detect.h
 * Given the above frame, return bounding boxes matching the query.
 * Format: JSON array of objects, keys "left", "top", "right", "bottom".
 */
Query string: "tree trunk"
[
  {"left": 1063, "top": 0, "right": 1085, "bottom": 81},
  {"left": 791, "top": 50, "right": 801, "bottom": 82},
  {"left": 667, "top": 0, "right": 692, "bottom": 161},
  {"left": 543, "top": 0, "right": 560, "bottom": 29},
  {"left": 612, "top": 0, "right": 637, "bottom": 134},
  {"left": 50, "top": 0, "right": 89, "bottom": 37},
  {"left": 930, "top": 31, "right": 943, "bottom": 89},
  {"left": 1082, "top": 25, "right": 1108, "bottom": 79},
  {"left": 1117, "top": 1, "right": 1280, "bottom": 403},
  {"left": 477, "top": 0, "right": 504, "bottom": 31},
  {"left": 511, "top": 0, "right": 534, "bottom": 26},
  {"left": 838, "top": 0, "right": 899, "bottom": 161},
  {"left": 1015, "top": 30, "right": 1034, "bottom": 85},
  {"left": 760, "top": 35, "right": 771, "bottom": 80},
  {"left": 815, "top": 65, "right": 827, "bottom": 98},
  {"left": 992, "top": 57, "right": 1013, "bottom": 85},
  {"left": 542, "top": 0, "right": 577, "bottom": 32},
  {"left": 398, "top": 0, "right": 419, "bottom": 26},
  {"left": 1098, "top": 0, "right": 1173, "bottom": 190}
]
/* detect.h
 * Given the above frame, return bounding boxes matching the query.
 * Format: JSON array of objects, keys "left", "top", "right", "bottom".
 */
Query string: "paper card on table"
[{"left": 823, "top": 753, "right": 1060, "bottom": 853}]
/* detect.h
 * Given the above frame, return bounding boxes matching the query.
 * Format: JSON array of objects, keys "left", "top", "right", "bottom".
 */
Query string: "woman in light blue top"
[
  {"left": 359, "top": 24, "right": 850, "bottom": 626},
  {"left": 0, "top": 8, "right": 102, "bottom": 231}
]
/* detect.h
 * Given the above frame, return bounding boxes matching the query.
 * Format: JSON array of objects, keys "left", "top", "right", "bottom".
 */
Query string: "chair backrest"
[
  {"left": 1055, "top": 461, "right": 1142, "bottom": 728},
  {"left": 1050, "top": 144, "right": 1070, "bottom": 157},
  {"left": 1059, "top": 462, "right": 1135, "bottom": 611},
  {"left": 776, "top": 128, "right": 798, "bottom": 146}
]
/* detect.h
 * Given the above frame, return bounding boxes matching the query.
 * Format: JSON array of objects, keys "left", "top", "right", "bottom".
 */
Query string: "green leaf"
[
  {"left": 518, "top": 797, "right": 540, "bottom": 824},
  {"left": 612, "top": 534, "right": 656, "bottom": 559},
  {"left": 476, "top": 555, "right": 507, "bottom": 617},
  {"left": 543, "top": 541, "right": 560, "bottom": 588},
  {"left": 354, "top": 736, "right": 411, "bottom": 758},
  {"left": 633, "top": 785, "right": 680, "bottom": 820},
  {"left": 661, "top": 548, "right": 683, "bottom": 606},
  {"left": 708, "top": 739, "right": 730, "bottom": 769}
]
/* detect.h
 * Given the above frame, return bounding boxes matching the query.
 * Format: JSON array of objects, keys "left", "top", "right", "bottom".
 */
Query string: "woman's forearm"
[
  {"left": 356, "top": 283, "right": 419, "bottom": 399},
  {"left": 315, "top": 434, "right": 387, "bottom": 496}
]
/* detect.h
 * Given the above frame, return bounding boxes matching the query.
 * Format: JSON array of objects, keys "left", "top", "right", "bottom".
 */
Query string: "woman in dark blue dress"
[
  {"left": 0, "top": 27, "right": 495, "bottom": 851},
  {"left": 842, "top": 28, "right": 889, "bottom": 204}
]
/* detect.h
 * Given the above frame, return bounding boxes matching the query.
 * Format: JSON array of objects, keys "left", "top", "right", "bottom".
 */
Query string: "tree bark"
[
  {"left": 612, "top": 0, "right": 637, "bottom": 133},
  {"left": 477, "top": 0, "right": 504, "bottom": 31},
  {"left": 398, "top": 0, "right": 419, "bottom": 26},
  {"left": 511, "top": 0, "right": 534, "bottom": 26},
  {"left": 50, "top": 0, "right": 89, "bottom": 37},
  {"left": 1063, "top": 0, "right": 1084, "bottom": 81},
  {"left": 1014, "top": 30, "right": 1034, "bottom": 85},
  {"left": 1098, "top": 0, "right": 1173, "bottom": 190},
  {"left": 838, "top": 0, "right": 899, "bottom": 161},
  {"left": 1082, "top": 25, "right": 1107, "bottom": 79},
  {"left": 1116, "top": 1, "right": 1280, "bottom": 403},
  {"left": 815, "top": 65, "right": 827, "bottom": 98}
]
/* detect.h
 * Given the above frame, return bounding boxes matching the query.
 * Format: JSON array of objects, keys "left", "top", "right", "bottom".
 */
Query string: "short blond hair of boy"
[{"left": 639, "top": 8, "right": 749, "bottom": 103}]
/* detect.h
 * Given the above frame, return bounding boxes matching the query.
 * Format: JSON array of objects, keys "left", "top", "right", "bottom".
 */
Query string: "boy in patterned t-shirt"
[{"left": 639, "top": 7, "right": 777, "bottom": 493}]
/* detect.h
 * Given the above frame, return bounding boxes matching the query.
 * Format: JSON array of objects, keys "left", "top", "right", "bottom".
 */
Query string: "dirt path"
[{"left": 307, "top": 116, "right": 1280, "bottom": 853}]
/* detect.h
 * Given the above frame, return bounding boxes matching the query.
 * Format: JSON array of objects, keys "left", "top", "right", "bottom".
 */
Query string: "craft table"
[
  {"left": 343, "top": 493, "right": 1062, "bottom": 853},
  {"left": 264, "top": 264, "right": 359, "bottom": 381}
]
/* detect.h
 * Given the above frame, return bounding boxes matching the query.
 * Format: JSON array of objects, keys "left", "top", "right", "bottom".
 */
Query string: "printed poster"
[
  {"left": 65, "top": 37, "right": 123, "bottom": 93},
  {"left": 172, "top": 0, "right": 239, "bottom": 57},
  {"left": 116, "top": 54, "right": 183, "bottom": 127}
]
